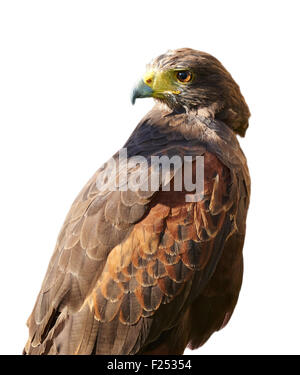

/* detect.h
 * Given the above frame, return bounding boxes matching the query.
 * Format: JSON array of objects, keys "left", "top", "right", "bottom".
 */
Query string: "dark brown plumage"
[{"left": 24, "top": 48, "right": 250, "bottom": 355}]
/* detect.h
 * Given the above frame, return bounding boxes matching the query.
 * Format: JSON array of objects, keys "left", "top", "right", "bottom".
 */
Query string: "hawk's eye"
[{"left": 176, "top": 71, "right": 192, "bottom": 83}]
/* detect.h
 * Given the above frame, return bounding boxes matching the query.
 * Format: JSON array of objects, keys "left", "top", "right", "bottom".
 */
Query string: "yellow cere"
[{"left": 143, "top": 70, "right": 182, "bottom": 98}]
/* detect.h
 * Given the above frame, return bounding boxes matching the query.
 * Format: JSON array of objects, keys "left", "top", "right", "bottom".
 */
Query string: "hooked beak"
[
  {"left": 131, "top": 79, "right": 154, "bottom": 105},
  {"left": 131, "top": 70, "right": 181, "bottom": 105}
]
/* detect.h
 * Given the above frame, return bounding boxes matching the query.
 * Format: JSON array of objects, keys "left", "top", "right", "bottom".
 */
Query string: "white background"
[{"left": 0, "top": 0, "right": 299, "bottom": 355}]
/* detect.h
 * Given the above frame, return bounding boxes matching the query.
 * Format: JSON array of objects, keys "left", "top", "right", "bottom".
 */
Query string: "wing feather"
[{"left": 24, "top": 113, "right": 249, "bottom": 354}]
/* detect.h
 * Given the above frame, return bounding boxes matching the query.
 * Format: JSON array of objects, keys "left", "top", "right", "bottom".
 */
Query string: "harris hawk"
[{"left": 24, "top": 48, "right": 250, "bottom": 355}]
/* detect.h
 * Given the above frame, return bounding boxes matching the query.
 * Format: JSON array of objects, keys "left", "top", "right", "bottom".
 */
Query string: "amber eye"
[{"left": 176, "top": 71, "right": 192, "bottom": 83}]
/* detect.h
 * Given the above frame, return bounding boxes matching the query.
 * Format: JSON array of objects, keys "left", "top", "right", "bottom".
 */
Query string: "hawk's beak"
[
  {"left": 131, "top": 79, "right": 154, "bottom": 105},
  {"left": 131, "top": 70, "right": 180, "bottom": 105}
]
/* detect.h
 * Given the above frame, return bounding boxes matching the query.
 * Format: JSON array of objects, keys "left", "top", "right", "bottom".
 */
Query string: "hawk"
[{"left": 24, "top": 48, "right": 250, "bottom": 355}]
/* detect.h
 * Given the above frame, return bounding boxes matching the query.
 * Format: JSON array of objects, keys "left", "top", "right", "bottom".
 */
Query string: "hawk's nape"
[{"left": 24, "top": 48, "right": 250, "bottom": 355}]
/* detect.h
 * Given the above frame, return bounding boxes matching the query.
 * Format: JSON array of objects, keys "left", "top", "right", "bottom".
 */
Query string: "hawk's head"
[{"left": 132, "top": 48, "right": 250, "bottom": 137}]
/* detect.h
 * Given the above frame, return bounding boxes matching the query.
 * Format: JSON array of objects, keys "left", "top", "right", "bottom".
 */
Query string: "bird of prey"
[{"left": 24, "top": 48, "right": 250, "bottom": 355}]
